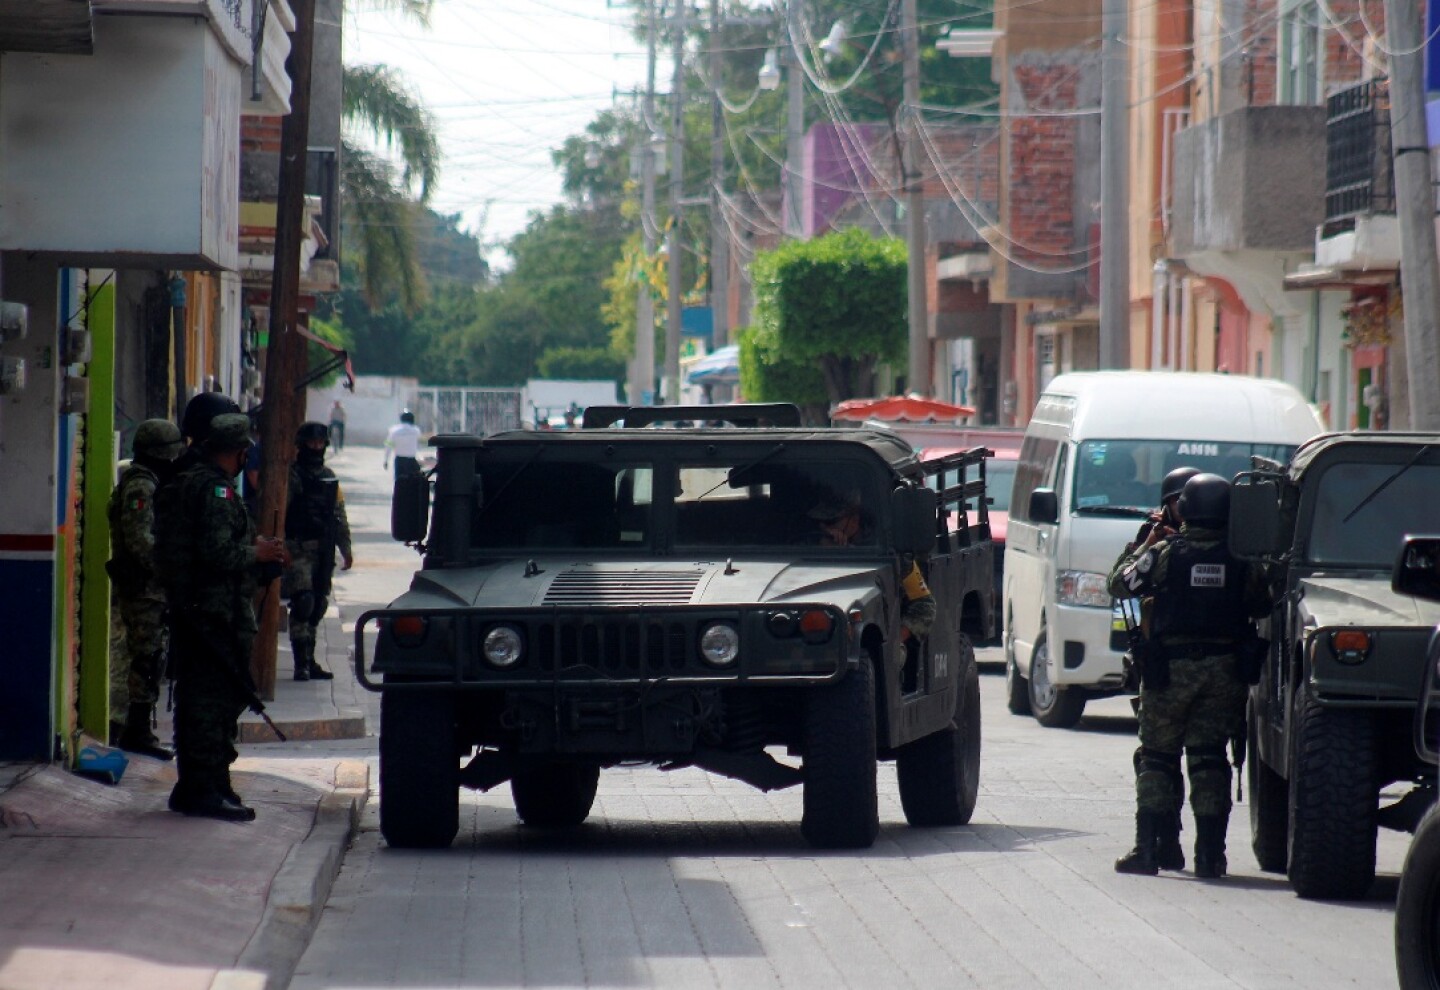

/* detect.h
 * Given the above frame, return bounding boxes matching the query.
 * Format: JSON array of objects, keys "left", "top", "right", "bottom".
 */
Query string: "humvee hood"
[
  {"left": 1299, "top": 575, "right": 1440, "bottom": 626},
  {"left": 388, "top": 558, "right": 885, "bottom": 611}
]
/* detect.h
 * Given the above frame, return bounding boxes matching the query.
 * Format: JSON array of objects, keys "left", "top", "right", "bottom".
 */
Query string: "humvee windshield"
[
  {"left": 1308, "top": 460, "right": 1440, "bottom": 568},
  {"left": 470, "top": 448, "right": 886, "bottom": 551}
]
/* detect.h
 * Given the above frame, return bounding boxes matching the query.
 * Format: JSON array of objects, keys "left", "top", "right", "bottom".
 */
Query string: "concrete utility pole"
[
  {"left": 1097, "top": 0, "right": 1130, "bottom": 369},
  {"left": 785, "top": 0, "right": 805, "bottom": 238},
  {"left": 1384, "top": 0, "right": 1440, "bottom": 429},
  {"left": 630, "top": 0, "right": 658, "bottom": 406},
  {"left": 664, "top": 0, "right": 685, "bottom": 404},
  {"left": 709, "top": 0, "right": 729, "bottom": 350},
  {"left": 253, "top": 0, "right": 317, "bottom": 698},
  {"left": 901, "top": 0, "right": 930, "bottom": 393}
]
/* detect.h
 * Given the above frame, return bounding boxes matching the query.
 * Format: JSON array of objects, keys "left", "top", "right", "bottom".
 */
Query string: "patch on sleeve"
[
  {"left": 128, "top": 497, "right": 146, "bottom": 511},
  {"left": 1190, "top": 563, "right": 1225, "bottom": 587},
  {"left": 213, "top": 486, "right": 233, "bottom": 500},
  {"left": 1121, "top": 549, "right": 1157, "bottom": 592}
]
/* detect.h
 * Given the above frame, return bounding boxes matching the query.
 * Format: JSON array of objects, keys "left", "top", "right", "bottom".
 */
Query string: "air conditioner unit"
[{"left": 0, "top": 301, "right": 27, "bottom": 342}]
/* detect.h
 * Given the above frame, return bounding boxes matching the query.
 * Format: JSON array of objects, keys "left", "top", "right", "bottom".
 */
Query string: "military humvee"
[
  {"left": 355, "top": 403, "right": 995, "bottom": 850},
  {"left": 1231, "top": 432, "right": 1440, "bottom": 899}
]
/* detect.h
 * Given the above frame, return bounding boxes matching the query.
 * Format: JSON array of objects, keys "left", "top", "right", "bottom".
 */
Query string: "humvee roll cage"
[{"left": 581, "top": 403, "right": 803, "bottom": 429}]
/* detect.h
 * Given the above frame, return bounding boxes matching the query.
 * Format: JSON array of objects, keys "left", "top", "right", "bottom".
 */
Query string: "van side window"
[{"left": 1013, "top": 433, "right": 1060, "bottom": 523}]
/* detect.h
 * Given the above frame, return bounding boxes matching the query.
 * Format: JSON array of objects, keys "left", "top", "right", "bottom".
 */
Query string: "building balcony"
[
  {"left": 1308, "top": 78, "right": 1401, "bottom": 278},
  {"left": 0, "top": 1, "right": 94, "bottom": 55}
]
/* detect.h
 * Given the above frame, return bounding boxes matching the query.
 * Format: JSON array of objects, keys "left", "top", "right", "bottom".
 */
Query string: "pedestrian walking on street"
[
  {"left": 285, "top": 422, "right": 353, "bottom": 681},
  {"left": 1107, "top": 473, "right": 1271, "bottom": 878},
  {"left": 106, "top": 418, "right": 186, "bottom": 760},
  {"left": 384, "top": 408, "right": 422, "bottom": 480},
  {"left": 153, "top": 414, "right": 289, "bottom": 822},
  {"left": 328, "top": 399, "right": 346, "bottom": 451}
]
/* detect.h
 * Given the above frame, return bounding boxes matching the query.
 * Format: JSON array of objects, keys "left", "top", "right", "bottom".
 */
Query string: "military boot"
[
  {"left": 1115, "top": 812, "right": 1160, "bottom": 875},
  {"left": 292, "top": 639, "right": 310, "bottom": 681},
  {"left": 1156, "top": 810, "right": 1186, "bottom": 871},
  {"left": 306, "top": 647, "right": 334, "bottom": 682},
  {"left": 1194, "top": 815, "right": 1228, "bottom": 878},
  {"left": 175, "top": 770, "right": 255, "bottom": 823},
  {"left": 218, "top": 768, "right": 257, "bottom": 820},
  {"left": 117, "top": 703, "right": 174, "bottom": 760}
]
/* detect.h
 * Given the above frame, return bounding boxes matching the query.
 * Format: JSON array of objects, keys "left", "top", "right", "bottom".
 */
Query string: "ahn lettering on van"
[
  {"left": 1190, "top": 563, "right": 1225, "bottom": 587},
  {"left": 1176, "top": 442, "right": 1220, "bottom": 456}
]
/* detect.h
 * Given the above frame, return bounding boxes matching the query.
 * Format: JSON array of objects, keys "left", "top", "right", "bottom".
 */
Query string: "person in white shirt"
[{"left": 384, "top": 409, "right": 423, "bottom": 479}]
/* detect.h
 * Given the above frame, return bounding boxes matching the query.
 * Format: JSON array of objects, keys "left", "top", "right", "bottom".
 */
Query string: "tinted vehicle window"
[
  {"left": 472, "top": 457, "right": 653, "bottom": 549},
  {"left": 1308, "top": 461, "right": 1440, "bottom": 567},
  {"left": 1013, "top": 434, "right": 1060, "bottom": 522},
  {"left": 1072, "top": 440, "right": 1295, "bottom": 513}
]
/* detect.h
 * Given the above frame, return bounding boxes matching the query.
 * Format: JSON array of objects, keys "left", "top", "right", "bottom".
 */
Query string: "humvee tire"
[
  {"left": 512, "top": 763, "right": 600, "bottom": 828},
  {"left": 802, "top": 657, "right": 879, "bottom": 849},
  {"left": 380, "top": 689, "right": 459, "bottom": 849},
  {"left": 898, "top": 640, "right": 981, "bottom": 826},
  {"left": 1028, "top": 632, "right": 1086, "bottom": 729},
  {"left": 1395, "top": 804, "right": 1440, "bottom": 988},
  {"left": 1287, "top": 695, "right": 1378, "bottom": 899},
  {"left": 1248, "top": 702, "right": 1288, "bottom": 874}
]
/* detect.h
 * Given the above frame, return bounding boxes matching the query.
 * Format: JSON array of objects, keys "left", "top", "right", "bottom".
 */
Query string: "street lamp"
[
  {"left": 758, "top": 48, "right": 780, "bottom": 90},
  {"left": 819, "top": 20, "right": 847, "bottom": 59}
]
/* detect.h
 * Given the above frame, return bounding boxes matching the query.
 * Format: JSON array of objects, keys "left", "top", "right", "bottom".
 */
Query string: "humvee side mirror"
[
  {"left": 391, "top": 472, "right": 431, "bottom": 543},
  {"left": 1229, "top": 474, "right": 1284, "bottom": 559},
  {"left": 1028, "top": 488, "right": 1059, "bottom": 525},
  {"left": 891, "top": 486, "right": 936, "bottom": 556},
  {"left": 1393, "top": 536, "right": 1440, "bottom": 603}
]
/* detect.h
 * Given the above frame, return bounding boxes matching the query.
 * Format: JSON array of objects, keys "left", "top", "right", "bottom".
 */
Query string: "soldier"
[
  {"left": 106, "top": 419, "right": 185, "bottom": 759},
  {"left": 285, "top": 422, "right": 353, "bottom": 681},
  {"left": 1126, "top": 465, "right": 1200, "bottom": 554},
  {"left": 176, "top": 391, "right": 242, "bottom": 474},
  {"left": 1107, "top": 473, "right": 1270, "bottom": 878},
  {"left": 153, "top": 414, "right": 289, "bottom": 822},
  {"left": 810, "top": 493, "right": 936, "bottom": 643}
]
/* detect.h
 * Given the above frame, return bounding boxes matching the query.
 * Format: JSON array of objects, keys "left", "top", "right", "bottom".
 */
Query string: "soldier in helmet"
[
  {"left": 153, "top": 414, "right": 289, "bottom": 821},
  {"left": 1107, "top": 473, "right": 1271, "bottom": 878},
  {"left": 176, "top": 390, "right": 242, "bottom": 472},
  {"left": 285, "top": 421, "right": 353, "bottom": 680},
  {"left": 106, "top": 419, "right": 186, "bottom": 759}
]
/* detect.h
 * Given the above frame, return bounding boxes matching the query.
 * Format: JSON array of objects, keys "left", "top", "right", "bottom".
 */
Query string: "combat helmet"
[
  {"left": 132, "top": 419, "right": 184, "bottom": 461},
  {"left": 1177, "top": 473, "right": 1231, "bottom": 528},
  {"left": 295, "top": 421, "right": 330, "bottom": 446},
  {"left": 181, "top": 391, "right": 241, "bottom": 442},
  {"left": 202, "top": 413, "right": 253, "bottom": 452},
  {"left": 1160, "top": 466, "right": 1200, "bottom": 505}
]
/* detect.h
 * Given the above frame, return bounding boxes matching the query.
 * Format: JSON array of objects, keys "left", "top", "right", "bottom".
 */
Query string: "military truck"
[
  {"left": 1230, "top": 432, "right": 1440, "bottom": 899},
  {"left": 355, "top": 403, "right": 995, "bottom": 850}
]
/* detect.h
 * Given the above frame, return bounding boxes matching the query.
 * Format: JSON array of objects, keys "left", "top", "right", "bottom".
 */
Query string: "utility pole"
[
  {"left": 664, "top": 0, "right": 685, "bottom": 403},
  {"left": 709, "top": 0, "right": 729, "bottom": 351},
  {"left": 252, "top": 0, "right": 317, "bottom": 698},
  {"left": 785, "top": 0, "right": 805, "bottom": 238},
  {"left": 1098, "top": 0, "right": 1130, "bottom": 369},
  {"left": 630, "top": 0, "right": 659, "bottom": 407},
  {"left": 1384, "top": 0, "right": 1440, "bottom": 428},
  {"left": 901, "top": 0, "right": 929, "bottom": 393}
]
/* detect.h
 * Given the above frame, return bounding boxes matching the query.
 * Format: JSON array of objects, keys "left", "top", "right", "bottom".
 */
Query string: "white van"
[{"left": 1002, "top": 371, "right": 1325, "bottom": 727}]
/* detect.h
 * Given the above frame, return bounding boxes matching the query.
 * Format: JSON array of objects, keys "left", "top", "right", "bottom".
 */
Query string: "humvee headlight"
[
  {"left": 699, "top": 623, "right": 740, "bottom": 666},
  {"left": 483, "top": 625, "right": 524, "bottom": 668},
  {"left": 1329, "top": 629, "right": 1372, "bottom": 664}
]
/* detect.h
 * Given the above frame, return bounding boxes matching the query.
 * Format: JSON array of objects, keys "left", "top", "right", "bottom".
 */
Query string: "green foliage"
[
  {"left": 304, "top": 316, "right": 351, "bottom": 390},
  {"left": 736, "top": 326, "right": 830, "bottom": 425},
  {"left": 537, "top": 346, "right": 626, "bottom": 384}
]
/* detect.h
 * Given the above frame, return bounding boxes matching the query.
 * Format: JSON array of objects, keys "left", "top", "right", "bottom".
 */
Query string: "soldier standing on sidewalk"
[
  {"left": 106, "top": 419, "right": 186, "bottom": 759},
  {"left": 154, "top": 414, "right": 289, "bottom": 822},
  {"left": 285, "top": 422, "right": 353, "bottom": 680}
]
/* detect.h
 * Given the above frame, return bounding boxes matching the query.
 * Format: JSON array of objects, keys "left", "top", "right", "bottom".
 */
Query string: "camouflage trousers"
[
  {"left": 110, "top": 590, "right": 168, "bottom": 712},
  {"left": 170, "top": 622, "right": 251, "bottom": 780},
  {"left": 1136, "top": 652, "right": 1246, "bottom": 819},
  {"left": 285, "top": 542, "right": 333, "bottom": 652}
]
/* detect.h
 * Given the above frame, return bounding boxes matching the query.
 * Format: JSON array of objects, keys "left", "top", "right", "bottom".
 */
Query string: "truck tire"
[
  {"left": 1287, "top": 695, "right": 1379, "bottom": 900},
  {"left": 511, "top": 763, "right": 600, "bottom": 828},
  {"left": 1005, "top": 618, "right": 1031, "bottom": 715},
  {"left": 1395, "top": 804, "right": 1440, "bottom": 989},
  {"left": 1028, "top": 632, "right": 1086, "bottom": 729},
  {"left": 379, "top": 689, "right": 459, "bottom": 849},
  {"left": 802, "top": 657, "right": 879, "bottom": 849},
  {"left": 898, "top": 643, "right": 981, "bottom": 827},
  {"left": 1248, "top": 732, "right": 1289, "bottom": 874}
]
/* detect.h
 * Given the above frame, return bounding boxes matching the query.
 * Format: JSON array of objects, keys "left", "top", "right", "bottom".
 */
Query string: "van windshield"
[{"left": 1072, "top": 440, "right": 1295, "bottom": 514}]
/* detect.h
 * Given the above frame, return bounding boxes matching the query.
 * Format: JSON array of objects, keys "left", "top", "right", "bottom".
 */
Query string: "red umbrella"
[{"left": 830, "top": 395, "right": 976, "bottom": 424}]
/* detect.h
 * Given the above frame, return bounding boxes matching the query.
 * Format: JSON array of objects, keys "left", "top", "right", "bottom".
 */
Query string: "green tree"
[
  {"left": 736, "top": 325, "right": 830, "bottom": 424},
  {"left": 537, "top": 346, "right": 627, "bottom": 384}
]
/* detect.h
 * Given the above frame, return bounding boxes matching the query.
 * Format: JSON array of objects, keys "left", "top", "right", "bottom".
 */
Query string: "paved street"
[{"left": 291, "top": 444, "right": 1408, "bottom": 990}]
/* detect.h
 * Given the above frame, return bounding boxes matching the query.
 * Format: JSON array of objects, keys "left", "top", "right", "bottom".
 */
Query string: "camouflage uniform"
[
  {"left": 284, "top": 455, "right": 351, "bottom": 679},
  {"left": 1108, "top": 522, "right": 1269, "bottom": 875},
  {"left": 107, "top": 419, "right": 184, "bottom": 758},
  {"left": 153, "top": 414, "right": 265, "bottom": 821}
]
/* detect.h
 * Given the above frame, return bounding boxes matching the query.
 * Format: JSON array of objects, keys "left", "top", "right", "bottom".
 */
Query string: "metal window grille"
[{"left": 1324, "top": 78, "right": 1395, "bottom": 234}]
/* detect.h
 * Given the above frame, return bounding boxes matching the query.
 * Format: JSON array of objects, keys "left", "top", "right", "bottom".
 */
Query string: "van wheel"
[
  {"left": 511, "top": 763, "right": 600, "bottom": 828},
  {"left": 1395, "top": 804, "right": 1440, "bottom": 988},
  {"left": 1004, "top": 617, "right": 1030, "bottom": 715},
  {"left": 1287, "top": 695, "right": 1378, "bottom": 899},
  {"left": 898, "top": 641, "right": 980, "bottom": 826},
  {"left": 1248, "top": 701, "right": 1288, "bottom": 873},
  {"left": 379, "top": 689, "right": 459, "bottom": 849},
  {"left": 1028, "top": 632, "right": 1086, "bottom": 728},
  {"left": 802, "top": 658, "right": 879, "bottom": 849}
]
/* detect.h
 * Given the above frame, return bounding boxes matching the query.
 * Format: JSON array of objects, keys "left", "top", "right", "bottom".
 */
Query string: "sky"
[{"left": 344, "top": 0, "right": 654, "bottom": 269}]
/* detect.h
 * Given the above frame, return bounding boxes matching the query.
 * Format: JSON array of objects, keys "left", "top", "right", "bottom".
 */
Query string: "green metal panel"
[{"left": 79, "top": 275, "right": 116, "bottom": 743}]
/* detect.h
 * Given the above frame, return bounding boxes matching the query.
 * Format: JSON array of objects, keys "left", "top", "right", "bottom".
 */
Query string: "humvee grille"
[
  {"left": 543, "top": 569, "right": 701, "bottom": 606},
  {"left": 533, "top": 617, "right": 694, "bottom": 672}
]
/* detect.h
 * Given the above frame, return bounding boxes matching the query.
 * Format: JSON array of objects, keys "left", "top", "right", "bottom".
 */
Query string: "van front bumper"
[{"left": 1048, "top": 603, "right": 1130, "bottom": 691}]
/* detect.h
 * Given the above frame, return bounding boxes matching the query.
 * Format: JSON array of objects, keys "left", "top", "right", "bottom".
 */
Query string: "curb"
[
  {"left": 214, "top": 760, "right": 370, "bottom": 990},
  {"left": 238, "top": 709, "right": 366, "bottom": 744}
]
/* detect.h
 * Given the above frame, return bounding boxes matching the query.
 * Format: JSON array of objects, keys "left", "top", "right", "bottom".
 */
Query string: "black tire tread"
[
  {"left": 511, "top": 764, "right": 600, "bottom": 828},
  {"left": 1006, "top": 653, "right": 1031, "bottom": 716},
  {"left": 379, "top": 690, "right": 460, "bottom": 849},
  {"left": 802, "top": 658, "right": 879, "bottom": 849},
  {"left": 1248, "top": 704, "right": 1288, "bottom": 874},
  {"left": 1029, "top": 633, "right": 1086, "bottom": 729},
  {"left": 1395, "top": 805, "right": 1440, "bottom": 988},
  {"left": 1287, "top": 697, "right": 1378, "bottom": 900},
  {"left": 898, "top": 641, "right": 981, "bottom": 827}
]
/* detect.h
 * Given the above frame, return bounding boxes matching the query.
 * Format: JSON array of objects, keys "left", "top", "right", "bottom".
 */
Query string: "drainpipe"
[
  {"left": 1168, "top": 267, "right": 1182, "bottom": 369},
  {"left": 1180, "top": 278, "right": 1193, "bottom": 371},
  {"left": 1152, "top": 260, "right": 1167, "bottom": 369}
]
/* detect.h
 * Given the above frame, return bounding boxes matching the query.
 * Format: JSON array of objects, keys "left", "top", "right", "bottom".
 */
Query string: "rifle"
[
  {"left": 1231, "top": 717, "right": 1246, "bottom": 802},
  {"left": 1118, "top": 596, "right": 1169, "bottom": 697}
]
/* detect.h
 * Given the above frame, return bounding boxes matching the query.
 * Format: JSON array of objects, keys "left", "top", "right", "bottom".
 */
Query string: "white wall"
[{"left": 307, "top": 374, "right": 418, "bottom": 445}]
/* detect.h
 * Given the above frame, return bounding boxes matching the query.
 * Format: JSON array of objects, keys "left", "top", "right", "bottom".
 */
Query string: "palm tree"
[{"left": 341, "top": 0, "right": 441, "bottom": 312}]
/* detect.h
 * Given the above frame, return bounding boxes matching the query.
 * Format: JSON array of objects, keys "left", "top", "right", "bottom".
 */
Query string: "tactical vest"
[
  {"left": 1150, "top": 537, "right": 1250, "bottom": 643},
  {"left": 287, "top": 467, "right": 336, "bottom": 542}
]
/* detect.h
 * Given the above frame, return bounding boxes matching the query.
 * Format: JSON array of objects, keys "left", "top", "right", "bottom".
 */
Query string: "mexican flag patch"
[
  {"left": 129, "top": 497, "right": 146, "bottom": 511},
  {"left": 213, "top": 486, "right": 233, "bottom": 500}
]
